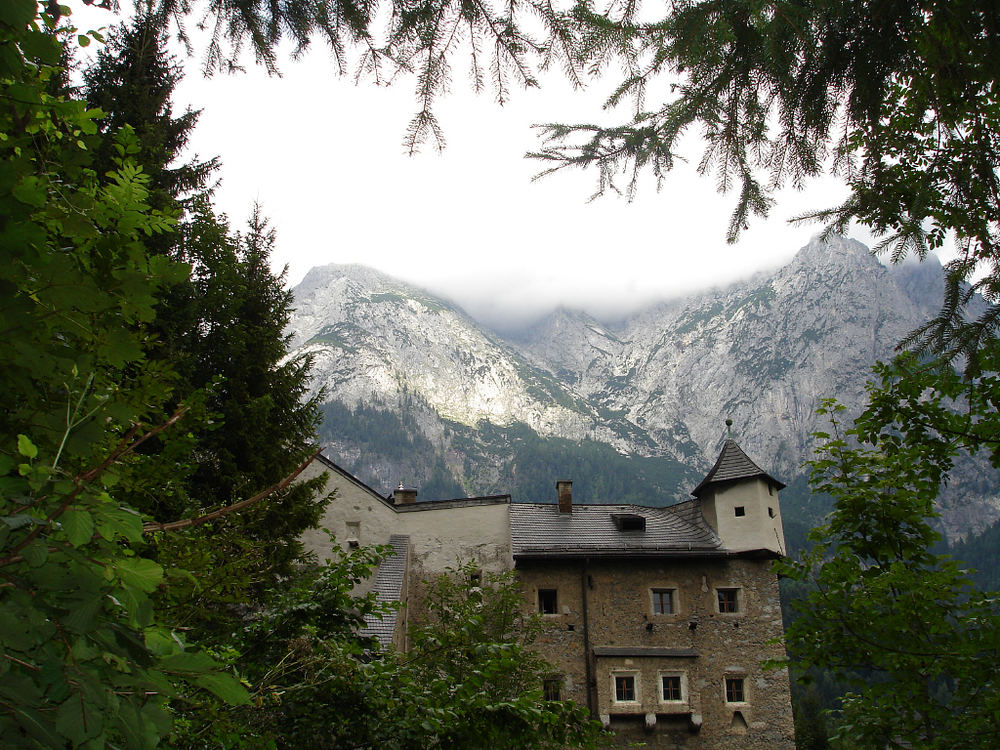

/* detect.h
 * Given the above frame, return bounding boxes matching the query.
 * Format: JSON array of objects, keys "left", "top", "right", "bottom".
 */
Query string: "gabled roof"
[
  {"left": 510, "top": 501, "right": 722, "bottom": 559},
  {"left": 315, "top": 452, "right": 510, "bottom": 511},
  {"left": 691, "top": 439, "right": 785, "bottom": 498}
]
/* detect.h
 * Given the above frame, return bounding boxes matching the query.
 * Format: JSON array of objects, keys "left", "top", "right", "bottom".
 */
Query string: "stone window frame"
[
  {"left": 658, "top": 671, "right": 687, "bottom": 704},
  {"left": 542, "top": 676, "right": 562, "bottom": 701},
  {"left": 715, "top": 586, "right": 743, "bottom": 615},
  {"left": 724, "top": 674, "right": 748, "bottom": 705},
  {"left": 345, "top": 520, "right": 361, "bottom": 549},
  {"left": 650, "top": 586, "right": 679, "bottom": 616},
  {"left": 611, "top": 670, "right": 640, "bottom": 705},
  {"left": 538, "top": 588, "right": 558, "bottom": 615}
]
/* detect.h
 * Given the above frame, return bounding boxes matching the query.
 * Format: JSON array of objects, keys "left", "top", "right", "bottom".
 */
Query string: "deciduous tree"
[
  {"left": 776, "top": 365, "right": 1000, "bottom": 748},
  {"left": 0, "top": 4, "right": 248, "bottom": 745}
]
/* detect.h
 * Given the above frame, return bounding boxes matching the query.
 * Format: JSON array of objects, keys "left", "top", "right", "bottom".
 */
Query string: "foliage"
[
  {"left": 165, "top": 538, "right": 388, "bottom": 749},
  {"left": 189, "top": 555, "right": 606, "bottom": 749},
  {"left": 776, "top": 378, "right": 1000, "bottom": 749},
  {"left": 83, "top": 13, "right": 218, "bottom": 216},
  {"left": 370, "top": 562, "right": 606, "bottom": 749},
  {"left": 145, "top": 0, "right": 582, "bottom": 154},
  {"left": 0, "top": 2, "right": 248, "bottom": 746},
  {"left": 81, "top": 12, "right": 326, "bottom": 641}
]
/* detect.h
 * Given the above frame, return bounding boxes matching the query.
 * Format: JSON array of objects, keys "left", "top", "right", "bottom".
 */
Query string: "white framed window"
[
  {"left": 659, "top": 672, "right": 686, "bottom": 703},
  {"left": 724, "top": 676, "right": 747, "bottom": 704},
  {"left": 651, "top": 587, "right": 676, "bottom": 615},
  {"left": 716, "top": 587, "right": 742, "bottom": 614},
  {"left": 612, "top": 672, "right": 640, "bottom": 704}
]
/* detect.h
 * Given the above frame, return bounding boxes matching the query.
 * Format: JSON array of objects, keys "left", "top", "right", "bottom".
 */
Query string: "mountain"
[{"left": 287, "top": 237, "right": 998, "bottom": 542}]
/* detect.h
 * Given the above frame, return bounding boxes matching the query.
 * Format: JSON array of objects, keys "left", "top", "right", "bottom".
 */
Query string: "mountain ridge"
[{"left": 288, "top": 236, "right": 998, "bottom": 541}]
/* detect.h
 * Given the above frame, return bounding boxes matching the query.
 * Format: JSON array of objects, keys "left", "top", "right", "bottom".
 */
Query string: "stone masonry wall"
[{"left": 516, "top": 556, "right": 795, "bottom": 749}]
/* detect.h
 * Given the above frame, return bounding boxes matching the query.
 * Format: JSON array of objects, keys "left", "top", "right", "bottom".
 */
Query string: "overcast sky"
[{"left": 75, "top": 4, "right": 861, "bottom": 330}]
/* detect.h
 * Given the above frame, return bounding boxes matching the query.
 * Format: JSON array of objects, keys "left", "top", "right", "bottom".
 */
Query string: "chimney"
[
  {"left": 557, "top": 480, "right": 572, "bottom": 514},
  {"left": 393, "top": 482, "right": 418, "bottom": 505}
]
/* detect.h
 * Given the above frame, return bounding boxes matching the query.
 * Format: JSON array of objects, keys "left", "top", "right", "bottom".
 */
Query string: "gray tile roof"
[
  {"left": 361, "top": 534, "right": 409, "bottom": 649},
  {"left": 510, "top": 501, "right": 722, "bottom": 558},
  {"left": 691, "top": 439, "right": 785, "bottom": 498}
]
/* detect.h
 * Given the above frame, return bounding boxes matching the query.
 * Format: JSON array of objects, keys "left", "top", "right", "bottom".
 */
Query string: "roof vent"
[{"left": 611, "top": 513, "right": 646, "bottom": 532}]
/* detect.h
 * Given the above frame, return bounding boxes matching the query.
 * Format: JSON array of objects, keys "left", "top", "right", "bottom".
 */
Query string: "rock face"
[
  {"left": 287, "top": 237, "right": 998, "bottom": 537},
  {"left": 516, "top": 235, "right": 938, "bottom": 476}
]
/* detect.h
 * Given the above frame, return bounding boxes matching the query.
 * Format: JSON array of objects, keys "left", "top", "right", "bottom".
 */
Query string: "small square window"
[
  {"left": 717, "top": 588, "right": 740, "bottom": 613},
  {"left": 734, "top": 506, "right": 745, "bottom": 517},
  {"left": 538, "top": 589, "right": 558, "bottom": 615},
  {"left": 725, "top": 677, "right": 745, "bottom": 703},
  {"left": 614, "top": 674, "right": 636, "bottom": 703},
  {"left": 768, "top": 506, "right": 775, "bottom": 518},
  {"left": 652, "top": 588, "right": 675, "bottom": 615},
  {"left": 543, "top": 678, "right": 561, "bottom": 701},
  {"left": 469, "top": 570, "right": 482, "bottom": 587},
  {"left": 661, "top": 674, "right": 683, "bottom": 702}
]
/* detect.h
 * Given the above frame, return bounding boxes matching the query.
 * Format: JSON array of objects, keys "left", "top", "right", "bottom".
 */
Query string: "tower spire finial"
[{"left": 725, "top": 418, "right": 733, "bottom": 438}]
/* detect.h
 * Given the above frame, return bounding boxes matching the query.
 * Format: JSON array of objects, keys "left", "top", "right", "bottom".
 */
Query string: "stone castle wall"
[{"left": 516, "top": 556, "right": 795, "bottom": 749}]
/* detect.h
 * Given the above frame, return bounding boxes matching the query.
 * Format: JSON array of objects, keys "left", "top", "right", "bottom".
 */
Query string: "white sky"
[{"left": 73, "top": 3, "right": 860, "bottom": 331}]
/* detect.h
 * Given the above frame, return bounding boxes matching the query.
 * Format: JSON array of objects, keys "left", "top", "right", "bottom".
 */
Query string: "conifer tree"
[
  {"left": 81, "top": 15, "right": 325, "bottom": 635},
  {"left": 83, "top": 13, "right": 217, "bottom": 215}
]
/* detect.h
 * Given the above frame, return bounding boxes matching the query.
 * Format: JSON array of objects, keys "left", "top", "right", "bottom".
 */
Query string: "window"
[
  {"left": 717, "top": 588, "right": 740, "bottom": 613},
  {"left": 345, "top": 521, "right": 360, "bottom": 548},
  {"left": 651, "top": 588, "right": 675, "bottom": 615},
  {"left": 469, "top": 569, "right": 482, "bottom": 587},
  {"left": 768, "top": 506, "right": 775, "bottom": 518},
  {"left": 614, "top": 674, "right": 637, "bottom": 703},
  {"left": 725, "top": 677, "right": 745, "bottom": 703},
  {"left": 734, "top": 505, "right": 745, "bottom": 517},
  {"left": 612, "top": 513, "right": 646, "bottom": 531},
  {"left": 543, "top": 678, "right": 561, "bottom": 701},
  {"left": 660, "top": 674, "right": 683, "bottom": 702},
  {"left": 538, "top": 589, "right": 558, "bottom": 614}
]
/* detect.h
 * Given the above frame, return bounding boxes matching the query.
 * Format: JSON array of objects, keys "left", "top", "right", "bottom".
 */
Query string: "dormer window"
[{"left": 612, "top": 513, "right": 646, "bottom": 532}]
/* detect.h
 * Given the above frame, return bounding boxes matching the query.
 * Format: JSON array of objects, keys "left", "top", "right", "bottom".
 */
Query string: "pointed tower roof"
[{"left": 692, "top": 439, "right": 785, "bottom": 498}]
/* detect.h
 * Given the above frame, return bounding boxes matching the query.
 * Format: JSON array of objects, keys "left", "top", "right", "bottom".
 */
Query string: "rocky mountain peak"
[{"left": 287, "top": 236, "right": 998, "bottom": 538}]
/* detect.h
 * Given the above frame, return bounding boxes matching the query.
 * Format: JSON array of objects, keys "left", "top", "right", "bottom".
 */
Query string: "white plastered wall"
[{"left": 703, "top": 478, "right": 786, "bottom": 555}]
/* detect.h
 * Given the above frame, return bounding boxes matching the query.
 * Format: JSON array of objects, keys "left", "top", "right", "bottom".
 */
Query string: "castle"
[{"left": 299, "top": 438, "right": 796, "bottom": 748}]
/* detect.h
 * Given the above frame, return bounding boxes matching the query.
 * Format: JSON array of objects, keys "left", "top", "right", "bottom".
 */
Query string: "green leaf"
[
  {"left": 95, "top": 504, "right": 143, "bottom": 543},
  {"left": 0, "top": 0, "right": 36, "bottom": 28},
  {"left": 61, "top": 509, "right": 94, "bottom": 547},
  {"left": 56, "top": 694, "right": 104, "bottom": 743},
  {"left": 194, "top": 672, "right": 251, "bottom": 705},
  {"left": 16, "top": 433, "right": 37, "bottom": 459},
  {"left": 11, "top": 176, "right": 46, "bottom": 208},
  {"left": 159, "top": 650, "right": 218, "bottom": 673},
  {"left": 22, "top": 540, "right": 47, "bottom": 567},
  {"left": 61, "top": 594, "right": 102, "bottom": 634},
  {"left": 114, "top": 557, "right": 163, "bottom": 593}
]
